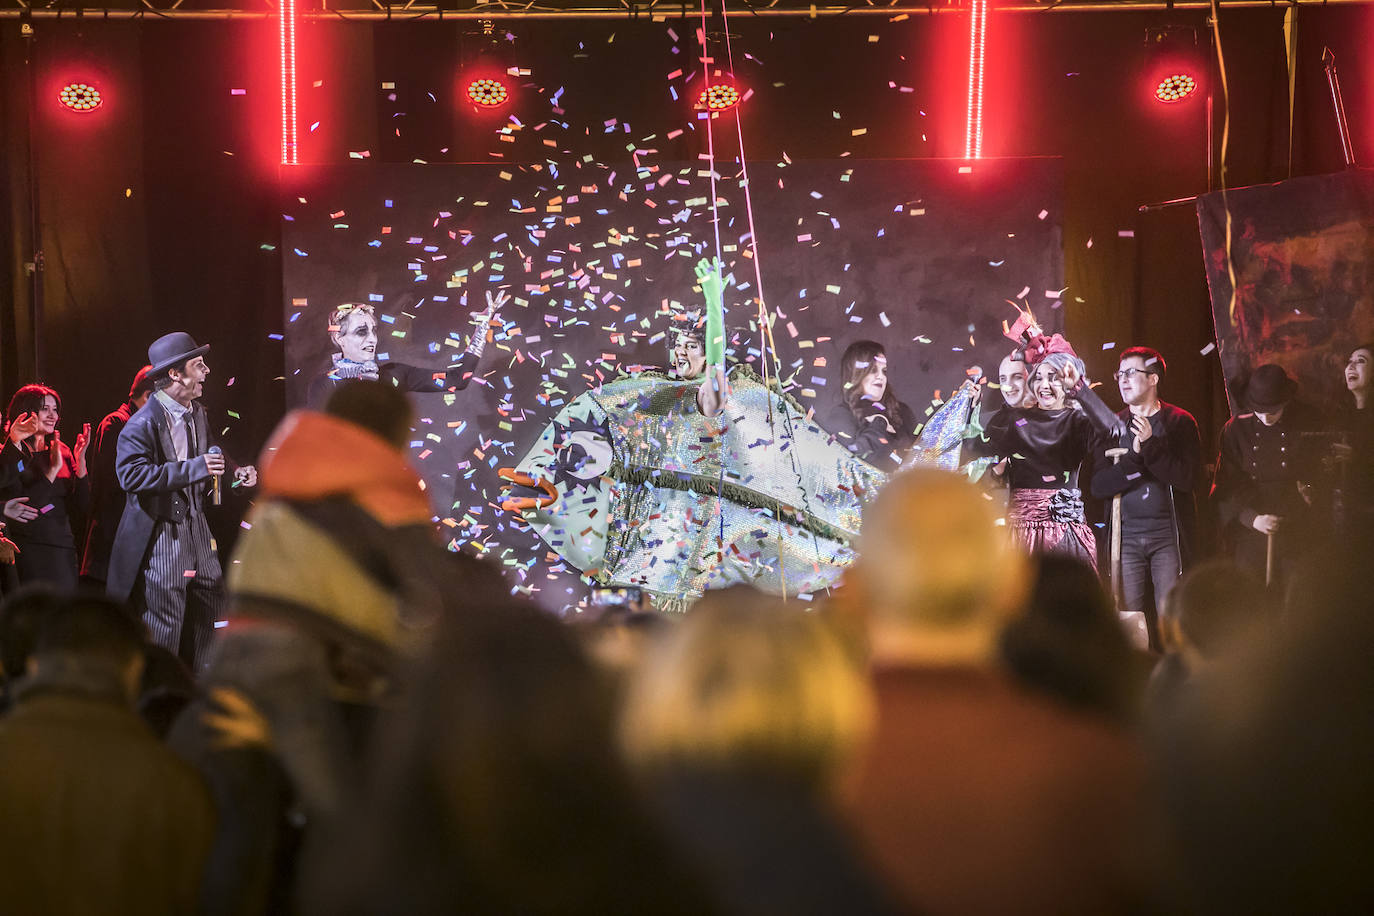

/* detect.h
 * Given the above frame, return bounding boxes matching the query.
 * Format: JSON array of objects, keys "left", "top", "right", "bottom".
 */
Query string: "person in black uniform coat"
[
  {"left": 823, "top": 340, "right": 917, "bottom": 471},
  {"left": 1211, "top": 364, "right": 1321, "bottom": 587},
  {"left": 80, "top": 365, "right": 155, "bottom": 585},
  {"left": 0, "top": 385, "right": 91, "bottom": 589},
  {"left": 306, "top": 289, "right": 507, "bottom": 409}
]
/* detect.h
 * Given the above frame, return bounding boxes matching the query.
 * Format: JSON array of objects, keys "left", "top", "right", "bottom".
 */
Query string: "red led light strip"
[
  {"left": 964, "top": 0, "right": 987, "bottom": 160},
  {"left": 280, "top": 0, "right": 298, "bottom": 164}
]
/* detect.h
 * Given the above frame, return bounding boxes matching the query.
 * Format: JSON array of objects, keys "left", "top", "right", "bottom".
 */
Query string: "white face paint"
[{"left": 334, "top": 311, "right": 379, "bottom": 363}]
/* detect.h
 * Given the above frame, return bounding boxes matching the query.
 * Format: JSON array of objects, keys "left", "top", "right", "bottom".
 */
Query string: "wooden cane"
[
  {"left": 1105, "top": 447, "right": 1130, "bottom": 610},
  {"left": 1265, "top": 531, "right": 1275, "bottom": 587}
]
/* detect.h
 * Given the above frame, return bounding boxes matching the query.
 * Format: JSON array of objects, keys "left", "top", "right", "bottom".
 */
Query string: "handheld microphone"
[{"left": 208, "top": 446, "right": 223, "bottom": 506}]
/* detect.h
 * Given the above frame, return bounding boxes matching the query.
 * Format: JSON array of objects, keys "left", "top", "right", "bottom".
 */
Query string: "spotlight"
[
  {"left": 59, "top": 82, "right": 102, "bottom": 112},
  {"left": 466, "top": 77, "right": 509, "bottom": 109},
  {"left": 1154, "top": 73, "right": 1198, "bottom": 104},
  {"left": 698, "top": 83, "right": 741, "bottom": 112},
  {"left": 1144, "top": 25, "right": 1204, "bottom": 106}
]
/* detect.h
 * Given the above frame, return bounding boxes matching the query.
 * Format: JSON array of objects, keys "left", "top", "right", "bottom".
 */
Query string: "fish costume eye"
[{"left": 551, "top": 414, "right": 613, "bottom": 489}]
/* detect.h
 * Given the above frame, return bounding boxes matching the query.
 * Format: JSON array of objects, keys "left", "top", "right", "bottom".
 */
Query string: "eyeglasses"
[{"left": 1114, "top": 368, "right": 1151, "bottom": 381}]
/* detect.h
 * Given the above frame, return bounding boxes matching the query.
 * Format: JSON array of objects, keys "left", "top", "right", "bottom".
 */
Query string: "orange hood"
[{"left": 259, "top": 410, "right": 432, "bottom": 527}]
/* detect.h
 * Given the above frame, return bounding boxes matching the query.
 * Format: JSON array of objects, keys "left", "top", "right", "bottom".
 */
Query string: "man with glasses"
[{"left": 1090, "top": 347, "right": 1200, "bottom": 650}]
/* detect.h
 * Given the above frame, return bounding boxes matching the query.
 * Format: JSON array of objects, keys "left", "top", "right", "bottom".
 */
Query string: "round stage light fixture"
[
  {"left": 466, "top": 77, "right": 509, "bottom": 109},
  {"left": 59, "top": 82, "right": 102, "bottom": 112},
  {"left": 698, "top": 83, "right": 741, "bottom": 112},
  {"left": 1154, "top": 73, "right": 1198, "bottom": 104}
]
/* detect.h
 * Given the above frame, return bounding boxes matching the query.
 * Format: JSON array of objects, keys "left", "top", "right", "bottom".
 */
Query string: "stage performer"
[
  {"left": 664, "top": 258, "right": 732, "bottom": 418},
  {"left": 976, "top": 310, "right": 1122, "bottom": 570},
  {"left": 1329, "top": 342, "right": 1374, "bottom": 535},
  {"left": 0, "top": 385, "right": 91, "bottom": 588},
  {"left": 107, "top": 332, "right": 257, "bottom": 670},
  {"left": 307, "top": 289, "right": 508, "bottom": 409},
  {"left": 1089, "top": 347, "right": 1200, "bottom": 650},
  {"left": 1210, "top": 364, "right": 1320, "bottom": 588},
  {"left": 823, "top": 341, "right": 917, "bottom": 471},
  {"left": 998, "top": 350, "right": 1033, "bottom": 409},
  {"left": 80, "top": 365, "right": 155, "bottom": 585}
]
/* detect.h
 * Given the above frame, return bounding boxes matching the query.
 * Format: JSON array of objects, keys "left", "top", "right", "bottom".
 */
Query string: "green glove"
[{"left": 695, "top": 257, "right": 728, "bottom": 366}]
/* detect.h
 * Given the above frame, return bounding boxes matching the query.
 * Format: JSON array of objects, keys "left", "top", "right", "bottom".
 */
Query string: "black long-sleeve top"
[
  {"left": 977, "top": 384, "right": 1123, "bottom": 491},
  {"left": 1089, "top": 401, "right": 1201, "bottom": 562},
  {"left": 306, "top": 350, "right": 479, "bottom": 410},
  {"left": 0, "top": 439, "right": 91, "bottom": 551},
  {"left": 822, "top": 399, "right": 917, "bottom": 471}
]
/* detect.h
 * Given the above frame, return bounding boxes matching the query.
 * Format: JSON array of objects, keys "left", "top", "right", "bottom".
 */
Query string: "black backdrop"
[
  {"left": 1, "top": 7, "right": 1371, "bottom": 558},
  {"left": 282, "top": 159, "right": 1062, "bottom": 600}
]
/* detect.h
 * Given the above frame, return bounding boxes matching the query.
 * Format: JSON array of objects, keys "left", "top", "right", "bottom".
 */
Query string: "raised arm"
[{"left": 694, "top": 258, "right": 730, "bottom": 418}]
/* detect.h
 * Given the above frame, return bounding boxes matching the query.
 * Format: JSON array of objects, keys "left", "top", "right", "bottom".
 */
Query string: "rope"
[{"left": 715, "top": 0, "right": 832, "bottom": 599}]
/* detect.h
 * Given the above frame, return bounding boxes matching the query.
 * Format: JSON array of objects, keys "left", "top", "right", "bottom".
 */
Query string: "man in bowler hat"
[
  {"left": 107, "top": 332, "right": 256, "bottom": 669},
  {"left": 1211, "top": 364, "right": 1319, "bottom": 587}
]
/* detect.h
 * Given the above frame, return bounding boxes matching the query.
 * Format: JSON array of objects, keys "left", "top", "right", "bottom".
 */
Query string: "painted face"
[
  {"left": 998, "top": 356, "right": 1028, "bottom": 408},
  {"left": 1031, "top": 363, "right": 1066, "bottom": 410},
  {"left": 1346, "top": 347, "right": 1371, "bottom": 395},
  {"left": 173, "top": 356, "right": 210, "bottom": 401},
  {"left": 335, "top": 311, "right": 379, "bottom": 363},
  {"left": 36, "top": 395, "right": 59, "bottom": 435},
  {"left": 859, "top": 354, "right": 889, "bottom": 402},
  {"left": 1253, "top": 405, "right": 1285, "bottom": 426},
  {"left": 1115, "top": 356, "right": 1156, "bottom": 407},
  {"left": 671, "top": 331, "right": 706, "bottom": 379}
]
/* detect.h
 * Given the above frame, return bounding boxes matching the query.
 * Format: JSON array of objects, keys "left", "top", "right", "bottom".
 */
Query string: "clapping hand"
[
  {"left": 1130, "top": 414, "right": 1153, "bottom": 452},
  {"left": 73, "top": 423, "right": 91, "bottom": 477},
  {"left": 44, "top": 436, "right": 62, "bottom": 483},
  {"left": 6, "top": 412, "right": 39, "bottom": 446},
  {"left": 3, "top": 497, "right": 38, "bottom": 524}
]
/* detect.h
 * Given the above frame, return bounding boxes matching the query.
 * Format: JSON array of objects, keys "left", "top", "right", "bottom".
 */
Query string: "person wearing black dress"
[
  {"left": 1331, "top": 342, "right": 1374, "bottom": 535},
  {"left": 306, "top": 289, "right": 507, "bottom": 409},
  {"left": 823, "top": 340, "right": 917, "bottom": 471},
  {"left": 0, "top": 385, "right": 91, "bottom": 589},
  {"left": 978, "top": 345, "right": 1122, "bottom": 571}
]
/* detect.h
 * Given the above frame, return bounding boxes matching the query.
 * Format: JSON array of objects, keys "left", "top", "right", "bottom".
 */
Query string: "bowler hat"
[
  {"left": 1242, "top": 363, "right": 1298, "bottom": 413},
  {"left": 147, "top": 332, "right": 210, "bottom": 378}
]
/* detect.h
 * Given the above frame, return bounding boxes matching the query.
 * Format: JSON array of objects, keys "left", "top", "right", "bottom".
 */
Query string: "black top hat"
[
  {"left": 148, "top": 332, "right": 210, "bottom": 378},
  {"left": 1243, "top": 363, "right": 1298, "bottom": 413}
]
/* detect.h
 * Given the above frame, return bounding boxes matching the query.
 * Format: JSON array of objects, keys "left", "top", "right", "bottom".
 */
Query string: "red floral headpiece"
[{"left": 1002, "top": 301, "right": 1077, "bottom": 367}]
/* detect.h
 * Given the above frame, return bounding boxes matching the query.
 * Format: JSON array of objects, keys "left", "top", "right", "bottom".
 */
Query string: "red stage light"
[
  {"left": 279, "top": 0, "right": 298, "bottom": 163},
  {"left": 964, "top": 0, "right": 987, "bottom": 159},
  {"left": 59, "top": 83, "right": 102, "bottom": 113},
  {"left": 466, "top": 77, "right": 509, "bottom": 109},
  {"left": 1154, "top": 72, "right": 1198, "bottom": 103},
  {"left": 698, "top": 84, "right": 741, "bottom": 112}
]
